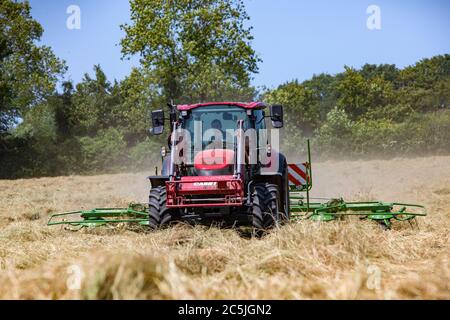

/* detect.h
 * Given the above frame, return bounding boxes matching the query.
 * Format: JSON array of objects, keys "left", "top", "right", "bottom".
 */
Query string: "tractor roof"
[{"left": 177, "top": 102, "right": 266, "bottom": 111}]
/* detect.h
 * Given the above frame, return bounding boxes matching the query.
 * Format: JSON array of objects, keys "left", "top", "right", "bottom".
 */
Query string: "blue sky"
[{"left": 29, "top": 0, "right": 450, "bottom": 89}]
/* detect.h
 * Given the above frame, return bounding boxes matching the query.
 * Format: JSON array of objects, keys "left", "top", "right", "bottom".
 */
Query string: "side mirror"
[
  {"left": 150, "top": 110, "right": 165, "bottom": 135},
  {"left": 270, "top": 104, "right": 284, "bottom": 128}
]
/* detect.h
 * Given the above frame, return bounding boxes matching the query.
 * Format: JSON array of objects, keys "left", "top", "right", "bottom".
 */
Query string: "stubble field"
[{"left": 0, "top": 156, "right": 449, "bottom": 299}]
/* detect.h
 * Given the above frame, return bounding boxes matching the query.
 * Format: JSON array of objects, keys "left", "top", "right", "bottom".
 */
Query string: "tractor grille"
[{"left": 166, "top": 176, "right": 244, "bottom": 208}]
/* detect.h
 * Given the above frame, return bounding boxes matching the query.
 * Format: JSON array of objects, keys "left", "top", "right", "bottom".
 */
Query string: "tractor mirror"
[
  {"left": 270, "top": 105, "right": 284, "bottom": 128},
  {"left": 150, "top": 110, "right": 165, "bottom": 135}
]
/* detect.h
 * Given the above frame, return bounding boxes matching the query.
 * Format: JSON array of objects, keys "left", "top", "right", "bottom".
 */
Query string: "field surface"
[{"left": 0, "top": 156, "right": 449, "bottom": 299}]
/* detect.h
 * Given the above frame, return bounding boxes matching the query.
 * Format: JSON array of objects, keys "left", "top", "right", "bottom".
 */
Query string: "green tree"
[
  {"left": 180, "top": 63, "right": 256, "bottom": 103},
  {"left": 264, "top": 80, "right": 319, "bottom": 137},
  {"left": 399, "top": 54, "right": 450, "bottom": 89},
  {"left": 78, "top": 128, "right": 128, "bottom": 173},
  {"left": 71, "top": 65, "right": 121, "bottom": 136},
  {"left": 118, "top": 67, "right": 164, "bottom": 141},
  {"left": 302, "top": 73, "right": 338, "bottom": 120},
  {"left": 48, "top": 81, "right": 75, "bottom": 140},
  {"left": 336, "top": 67, "right": 396, "bottom": 119},
  {"left": 0, "top": 0, "right": 65, "bottom": 132},
  {"left": 121, "top": 0, "right": 260, "bottom": 102},
  {"left": 359, "top": 63, "right": 399, "bottom": 83},
  {"left": 396, "top": 55, "right": 450, "bottom": 114},
  {"left": 335, "top": 67, "right": 369, "bottom": 119},
  {"left": 315, "top": 107, "right": 354, "bottom": 156}
]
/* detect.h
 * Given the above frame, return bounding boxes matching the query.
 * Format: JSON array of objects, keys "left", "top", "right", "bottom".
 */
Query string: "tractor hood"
[{"left": 194, "top": 149, "right": 235, "bottom": 175}]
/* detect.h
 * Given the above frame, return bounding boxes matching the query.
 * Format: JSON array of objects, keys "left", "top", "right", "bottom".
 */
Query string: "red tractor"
[{"left": 148, "top": 102, "right": 290, "bottom": 233}]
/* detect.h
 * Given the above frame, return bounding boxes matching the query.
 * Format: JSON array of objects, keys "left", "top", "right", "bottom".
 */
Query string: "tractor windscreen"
[{"left": 182, "top": 105, "right": 250, "bottom": 152}]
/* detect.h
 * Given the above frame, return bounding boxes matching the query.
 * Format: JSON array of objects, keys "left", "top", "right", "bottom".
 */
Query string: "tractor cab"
[
  {"left": 181, "top": 104, "right": 252, "bottom": 176},
  {"left": 151, "top": 102, "right": 284, "bottom": 178},
  {"left": 181, "top": 104, "right": 263, "bottom": 177}
]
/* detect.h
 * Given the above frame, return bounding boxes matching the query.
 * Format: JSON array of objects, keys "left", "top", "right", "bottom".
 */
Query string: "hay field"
[{"left": 0, "top": 156, "right": 449, "bottom": 299}]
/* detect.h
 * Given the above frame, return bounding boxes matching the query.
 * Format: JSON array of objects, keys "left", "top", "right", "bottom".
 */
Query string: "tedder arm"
[
  {"left": 289, "top": 197, "right": 427, "bottom": 229},
  {"left": 47, "top": 204, "right": 150, "bottom": 228},
  {"left": 287, "top": 140, "right": 427, "bottom": 229}
]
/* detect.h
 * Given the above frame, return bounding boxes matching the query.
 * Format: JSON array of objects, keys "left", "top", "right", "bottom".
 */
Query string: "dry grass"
[{"left": 0, "top": 156, "right": 449, "bottom": 300}]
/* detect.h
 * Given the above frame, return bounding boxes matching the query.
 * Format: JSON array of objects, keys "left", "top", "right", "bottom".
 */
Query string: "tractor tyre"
[
  {"left": 251, "top": 183, "right": 280, "bottom": 236},
  {"left": 263, "top": 183, "right": 282, "bottom": 228},
  {"left": 148, "top": 186, "right": 176, "bottom": 230}
]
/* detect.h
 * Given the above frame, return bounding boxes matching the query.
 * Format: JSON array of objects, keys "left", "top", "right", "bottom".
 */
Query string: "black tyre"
[
  {"left": 250, "top": 183, "right": 280, "bottom": 236},
  {"left": 148, "top": 186, "right": 176, "bottom": 230}
]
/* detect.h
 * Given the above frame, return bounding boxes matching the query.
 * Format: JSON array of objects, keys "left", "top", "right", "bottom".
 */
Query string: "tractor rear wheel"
[
  {"left": 148, "top": 186, "right": 176, "bottom": 230},
  {"left": 251, "top": 183, "right": 280, "bottom": 236}
]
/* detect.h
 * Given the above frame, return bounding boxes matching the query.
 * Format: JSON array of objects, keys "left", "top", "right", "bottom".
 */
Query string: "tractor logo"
[{"left": 193, "top": 182, "right": 218, "bottom": 188}]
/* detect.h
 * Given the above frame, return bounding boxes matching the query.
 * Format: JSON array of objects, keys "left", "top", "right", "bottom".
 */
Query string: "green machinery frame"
[
  {"left": 288, "top": 140, "right": 427, "bottom": 229},
  {"left": 47, "top": 204, "right": 150, "bottom": 228}
]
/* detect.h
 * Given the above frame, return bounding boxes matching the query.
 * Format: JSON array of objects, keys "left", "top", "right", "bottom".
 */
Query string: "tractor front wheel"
[{"left": 148, "top": 186, "right": 176, "bottom": 230}]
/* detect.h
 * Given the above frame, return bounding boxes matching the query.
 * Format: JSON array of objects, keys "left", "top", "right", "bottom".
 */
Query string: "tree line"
[{"left": 1, "top": 0, "right": 449, "bottom": 179}]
